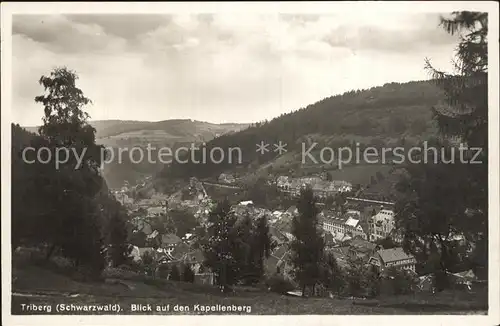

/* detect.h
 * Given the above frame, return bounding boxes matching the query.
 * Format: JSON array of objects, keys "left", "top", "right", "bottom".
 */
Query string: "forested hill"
[{"left": 160, "top": 80, "right": 445, "bottom": 181}]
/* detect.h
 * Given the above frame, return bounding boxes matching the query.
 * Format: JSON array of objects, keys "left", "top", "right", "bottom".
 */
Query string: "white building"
[
  {"left": 322, "top": 215, "right": 367, "bottom": 240},
  {"left": 368, "top": 247, "right": 416, "bottom": 273},
  {"left": 369, "top": 209, "right": 395, "bottom": 241}
]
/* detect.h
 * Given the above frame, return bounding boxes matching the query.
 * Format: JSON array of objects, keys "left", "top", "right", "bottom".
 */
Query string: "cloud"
[
  {"left": 323, "top": 23, "right": 457, "bottom": 53},
  {"left": 11, "top": 13, "right": 458, "bottom": 126},
  {"left": 12, "top": 14, "right": 127, "bottom": 54},
  {"left": 66, "top": 14, "right": 172, "bottom": 40}
]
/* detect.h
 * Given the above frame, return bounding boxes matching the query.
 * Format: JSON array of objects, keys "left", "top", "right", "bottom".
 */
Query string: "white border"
[{"left": 1, "top": 2, "right": 499, "bottom": 326}]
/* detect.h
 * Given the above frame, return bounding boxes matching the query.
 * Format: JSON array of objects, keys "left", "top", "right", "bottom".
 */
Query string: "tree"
[
  {"left": 162, "top": 201, "right": 177, "bottom": 235},
  {"left": 141, "top": 250, "right": 156, "bottom": 277},
  {"left": 202, "top": 200, "right": 240, "bottom": 290},
  {"left": 291, "top": 186, "right": 324, "bottom": 297},
  {"left": 324, "top": 195, "right": 334, "bottom": 210},
  {"left": 103, "top": 196, "right": 131, "bottom": 267},
  {"left": 345, "top": 256, "right": 365, "bottom": 297},
  {"left": 182, "top": 265, "right": 195, "bottom": 283},
  {"left": 375, "top": 237, "right": 397, "bottom": 250},
  {"left": 425, "top": 11, "right": 488, "bottom": 271},
  {"left": 251, "top": 215, "right": 272, "bottom": 281},
  {"left": 232, "top": 213, "right": 254, "bottom": 284},
  {"left": 395, "top": 156, "right": 470, "bottom": 281},
  {"left": 13, "top": 67, "right": 108, "bottom": 277},
  {"left": 364, "top": 264, "right": 381, "bottom": 298},
  {"left": 386, "top": 267, "right": 416, "bottom": 295},
  {"left": 320, "top": 252, "right": 345, "bottom": 295},
  {"left": 169, "top": 209, "right": 199, "bottom": 238},
  {"left": 334, "top": 193, "right": 347, "bottom": 214},
  {"left": 169, "top": 265, "right": 181, "bottom": 281},
  {"left": 397, "top": 11, "right": 489, "bottom": 286}
]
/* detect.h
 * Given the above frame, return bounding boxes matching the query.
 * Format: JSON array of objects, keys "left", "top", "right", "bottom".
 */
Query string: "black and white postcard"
[{"left": 1, "top": 2, "right": 499, "bottom": 326}]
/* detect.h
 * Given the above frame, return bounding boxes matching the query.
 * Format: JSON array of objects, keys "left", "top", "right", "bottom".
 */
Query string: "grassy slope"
[{"left": 12, "top": 265, "right": 487, "bottom": 315}]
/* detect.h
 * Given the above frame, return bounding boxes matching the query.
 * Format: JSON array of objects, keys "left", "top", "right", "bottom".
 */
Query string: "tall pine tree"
[
  {"left": 426, "top": 12, "right": 488, "bottom": 274},
  {"left": 202, "top": 200, "right": 240, "bottom": 290},
  {"left": 396, "top": 11, "right": 489, "bottom": 284},
  {"left": 291, "top": 186, "right": 324, "bottom": 297}
]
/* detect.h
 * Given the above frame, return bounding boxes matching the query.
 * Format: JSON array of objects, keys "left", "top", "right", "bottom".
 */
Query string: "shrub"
[
  {"left": 182, "top": 265, "right": 195, "bottom": 283},
  {"left": 157, "top": 264, "right": 171, "bottom": 279},
  {"left": 386, "top": 268, "right": 417, "bottom": 295},
  {"left": 102, "top": 267, "right": 139, "bottom": 280},
  {"left": 169, "top": 265, "right": 181, "bottom": 281},
  {"left": 266, "top": 275, "right": 295, "bottom": 294}
]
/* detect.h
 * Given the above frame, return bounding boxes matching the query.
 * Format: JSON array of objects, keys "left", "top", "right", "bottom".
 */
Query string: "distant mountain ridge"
[
  {"left": 23, "top": 119, "right": 249, "bottom": 188},
  {"left": 158, "top": 80, "right": 446, "bottom": 197},
  {"left": 24, "top": 119, "right": 249, "bottom": 140}
]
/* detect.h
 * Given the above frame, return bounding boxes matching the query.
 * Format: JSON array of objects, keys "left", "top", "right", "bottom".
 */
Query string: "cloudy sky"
[{"left": 12, "top": 12, "right": 458, "bottom": 126}]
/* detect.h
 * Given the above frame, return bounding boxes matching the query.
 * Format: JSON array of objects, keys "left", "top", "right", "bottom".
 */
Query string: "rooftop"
[
  {"left": 378, "top": 247, "right": 415, "bottom": 264},
  {"left": 161, "top": 233, "right": 182, "bottom": 245},
  {"left": 345, "top": 217, "right": 360, "bottom": 228}
]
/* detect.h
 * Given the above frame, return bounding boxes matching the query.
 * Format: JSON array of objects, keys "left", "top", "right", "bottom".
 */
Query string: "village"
[{"left": 112, "top": 171, "right": 479, "bottom": 295}]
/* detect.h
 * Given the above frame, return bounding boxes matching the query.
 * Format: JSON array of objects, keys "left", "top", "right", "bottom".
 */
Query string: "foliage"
[
  {"left": 290, "top": 186, "right": 324, "bottom": 296},
  {"left": 365, "top": 265, "right": 381, "bottom": 298},
  {"left": 266, "top": 274, "right": 295, "bottom": 294},
  {"left": 182, "top": 265, "right": 195, "bottom": 283},
  {"left": 157, "top": 264, "right": 171, "bottom": 279},
  {"left": 101, "top": 195, "right": 132, "bottom": 267},
  {"left": 386, "top": 268, "right": 417, "bottom": 295},
  {"left": 320, "top": 252, "right": 345, "bottom": 295},
  {"left": 344, "top": 257, "right": 366, "bottom": 297},
  {"left": 140, "top": 251, "right": 156, "bottom": 277},
  {"left": 169, "top": 265, "right": 181, "bottom": 281},
  {"left": 11, "top": 67, "right": 133, "bottom": 279},
  {"left": 375, "top": 237, "right": 398, "bottom": 250},
  {"left": 396, "top": 11, "right": 488, "bottom": 286},
  {"left": 168, "top": 209, "right": 199, "bottom": 238},
  {"left": 201, "top": 200, "right": 240, "bottom": 287},
  {"left": 161, "top": 80, "right": 444, "bottom": 180}
]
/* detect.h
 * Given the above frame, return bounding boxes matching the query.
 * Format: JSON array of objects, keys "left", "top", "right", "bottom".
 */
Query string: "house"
[
  {"left": 276, "top": 176, "right": 292, "bottom": 190},
  {"left": 449, "top": 269, "right": 478, "bottom": 291},
  {"left": 347, "top": 237, "right": 379, "bottom": 261},
  {"left": 194, "top": 272, "right": 215, "bottom": 285},
  {"left": 133, "top": 219, "right": 153, "bottom": 236},
  {"left": 115, "top": 192, "right": 133, "bottom": 205},
  {"left": 322, "top": 214, "right": 368, "bottom": 240},
  {"left": 286, "top": 205, "right": 298, "bottom": 216},
  {"left": 264, "top": 244, "right": 292, "bottom": 277},
  {"left": 332, "top": 231, "right": 352, "bottom": 244},
  {"left": 161, "top": 233, "right": 182, "bottom": 252},
  {"left": 147, "top": 206, "right": 165, "bottom": 216},
  {"left": 276, "top": 176, "right": 352, "bottom": 197},
  {"left": 369, "top": 209, "right": 396, "bottom": 242},
  {"left": 239, "top": 200, "right": 254, "bottom": 206},
  {"left": 325, "top": 247, "right": 350, "bottom": 269},
  {"left": 218, "top": 173, "right": 236, "bottom": 184},
  {"left": 269, "top": 226, "right": 288, "bottom": 247},
  {"left": 147, "top": 230, "right": 160, "bottom": 240},
  {"left": 171, "top": 242, "right": 191, "bottom": 260},
  {"left": 368, "top": 247, "right": 416, "bottom": 273},
  {"left": 129, "top": 246, "right": 166, "bottom": 263}
]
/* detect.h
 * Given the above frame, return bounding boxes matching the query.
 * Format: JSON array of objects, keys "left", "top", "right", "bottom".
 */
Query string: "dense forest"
[{"left": 159, "top": 80, "right": 445, "bottom": 180}]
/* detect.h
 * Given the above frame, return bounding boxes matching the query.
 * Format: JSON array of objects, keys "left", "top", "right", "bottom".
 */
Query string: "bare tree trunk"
[{"left": 302, "top": 284, "right": 306, "bottom": 297}]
